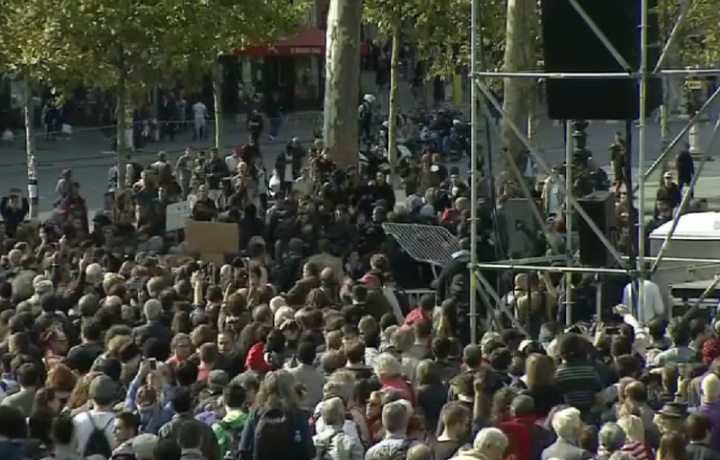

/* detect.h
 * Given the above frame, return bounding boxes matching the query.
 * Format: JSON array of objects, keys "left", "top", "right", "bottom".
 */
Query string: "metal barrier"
[{"left": 404, "top": 288, "right": 437, "bottom": 308}]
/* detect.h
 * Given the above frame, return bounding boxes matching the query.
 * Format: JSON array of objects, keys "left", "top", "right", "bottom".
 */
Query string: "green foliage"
[
  {"left": 177, "top": 0, "right": 309, "bottom": 81},
  {"left": 363, "top": 0, "right": 514, "bottom": 77},
  {"left": 0, "top": 0, "right": 69, "bottom": 80},
  {"left": 657, "top": 0, "right": 720, "bottom": 67},
  {"left": 0, "top": 0, "right": 308, "bottom": 102}
]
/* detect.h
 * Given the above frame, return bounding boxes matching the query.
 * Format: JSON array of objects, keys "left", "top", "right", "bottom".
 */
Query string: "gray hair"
[
  {"left": 34, "top": 280, "right": 54, "bottom": 295},
  {"left": 143, "top": 299, "right": 162, "bottom": 321},
  {"left": 374, "top": 352, "right": 402, "bottom": 378},
  {"left": 326, "top": 370, "right": 356, "bottom": 401},
  {"left": 104, "top": 295, "right": 123, "bottom": 309},
  {"left": 551, "top": 407, "right": 582, "bottom": 440},
  {"left": 472, "top": 427, "right": 509, "bottom": 459},
  {"left": 85, "top": 263, "right": 103, "bottom": 281},
  {"left": 617, "top": 414, "right": 644, "bottom": 443},
  {"left": 320, "top": 397, "right": 345, "bottom": 426},
  {"left": 599, "top": 422, "right": 626, "bottom": 452}
]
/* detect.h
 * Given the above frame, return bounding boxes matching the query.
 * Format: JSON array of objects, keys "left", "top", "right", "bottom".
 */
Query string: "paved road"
[
  {"left": 2, "top": 72, "right": 720, "bottom": 218},
  {"left": 0, "top": 115, "right": 321, "bottom": 216}
]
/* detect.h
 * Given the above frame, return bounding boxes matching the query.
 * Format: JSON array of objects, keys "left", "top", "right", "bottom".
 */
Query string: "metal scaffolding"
[{"left": 467, "top": 0, "right": 720, "bottom": 335}]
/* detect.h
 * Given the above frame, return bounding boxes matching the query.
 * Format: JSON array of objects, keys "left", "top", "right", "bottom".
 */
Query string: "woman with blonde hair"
[
  {"left": 616, "top": 414, "right": 653, "bottom": 460},
  {"left": 63, "top": 371, "right": 105, "bottom": 416},
  {"left": 657, "top": 432, "right": 688, "bottom": 460},
  {"left": 520, "top": 353, "right": 562, "bottom": 417},
  {"left": 238, "top": 370, "right": 315, "bottom": 460}
]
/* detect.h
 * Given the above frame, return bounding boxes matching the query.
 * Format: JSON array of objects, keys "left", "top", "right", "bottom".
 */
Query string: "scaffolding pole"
[
  {"left": 473, "top": 69, "right": 720, "bottom": 79},
  {"left": 653, "top": 0, "right": 692, "bottom": 72},
  {"left": 469, "top": 0, "right": 479, "bottom": 344},
  {"left": 464, "top": 0, "right": 718, "bottom": 332},
  {"left": 634, "top": 86, "right": 720, "bottom": 191},
  {"left": 637, "top": 0, "right": 649, "bottom": 322},
  {"left": 650, "top": 113, "right": 720, "bottom": 273},
  {"left": 472, "top": 270, "right": 530, "bottom": 336},
  {"left": 566, "top": 0, "right": 633, "bottom": 72},
  {"left": 474, "top": 79, "right": 629, "bottom": 269},
  {"left": 473, "top": 74, "right": 562, "bottom": 254},
  {"left": 474, "top": 262, "right": 630, "bottom": 275},
  {"left": 564, "top": 122, "right": 573, "bottom": 325}
]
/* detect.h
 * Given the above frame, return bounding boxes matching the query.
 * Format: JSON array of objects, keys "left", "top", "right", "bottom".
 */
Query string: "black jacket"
[{"left": 687, "top": 442, "right": 720, "bottom": 460}]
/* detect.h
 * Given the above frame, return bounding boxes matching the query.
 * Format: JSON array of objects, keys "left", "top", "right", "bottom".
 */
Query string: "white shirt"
[
  {"left": 72, "top": 409, "right": 115, "bottom": 456},
  {"left": 192, "top": 102, "right": 207, "bottom": 121},
  {"left": 548, "top": 184, "right": 561, "bottom": 215},
  {"left": 622, "top": 279, "right": 665, "bottom": 324},
  {"left": 226, "top": 155, "right": 241, "bottom": 174},
  {"left": 313, "top": 401, "right": 361, "bottom": 440}
]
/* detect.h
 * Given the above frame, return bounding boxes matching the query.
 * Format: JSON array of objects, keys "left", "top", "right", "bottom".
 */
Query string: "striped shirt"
[
  {"left": 554, "top": 362, "right": 601, "bottom": 411},
  {"left": 598, "top": 441, "right": 651, "bottom": 460}
]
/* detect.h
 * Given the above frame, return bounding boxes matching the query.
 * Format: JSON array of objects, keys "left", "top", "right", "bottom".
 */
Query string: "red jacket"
[
  {"left": 244, "top": 342, "right": 272, "bottom": 373},
  {"left": 404, "top": 308, "right": 430, "bottom": 326},
  {"left": 496, "top": 415, "right": 542, "bottom": 460},
  {"left": 441, "top": 208, "right": 460, "bottom": 224}
]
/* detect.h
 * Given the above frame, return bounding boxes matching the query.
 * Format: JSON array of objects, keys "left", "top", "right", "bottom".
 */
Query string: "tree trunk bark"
[
  {"left": 23, "top": 72, "right": 38, "bottom": 219},
  {"left": 387, "top": 29, "right": 400, "bottom": 185},
  {"left": 501, "top": 0, "right": 535, "bottom": 164},
  {"left": 213, "top": 60, "right": 224, "bottom": 150},
  {"left": 323, "top": 0, "right": 362, "bottom": 169}
]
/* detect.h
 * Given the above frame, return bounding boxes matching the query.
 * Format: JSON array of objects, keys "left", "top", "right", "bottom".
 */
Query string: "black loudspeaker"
[
  {"left": 577, "top": 191, "right": 615, "bottom": 266},
  {"left": 541, "top": 0, "right": 662, "bottom": 120},
  {"left": 504, "top": 198, "right": 540, "bottom": 258}
]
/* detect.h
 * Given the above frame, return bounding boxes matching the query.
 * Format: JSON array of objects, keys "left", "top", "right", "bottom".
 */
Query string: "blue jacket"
[{"left": 0, "top": 439, "right": 26, "bottom": 460}]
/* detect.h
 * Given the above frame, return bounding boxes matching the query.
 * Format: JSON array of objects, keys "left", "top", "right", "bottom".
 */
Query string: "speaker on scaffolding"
[
  {"left": 504, "top": 198, "right": 540, "bottom": 258},
  {"left": 577, "top": 191, "right": 616, "bottom": 266},
  {"left": 540, "top": 0, "right": 663, "bottom": 120}
]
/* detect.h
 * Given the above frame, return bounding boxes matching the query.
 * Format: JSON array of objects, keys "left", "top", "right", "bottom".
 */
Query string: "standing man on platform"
[
  {"left": 610, "top": 132, "right": 626, "bottom": 195},
  {"left": 675, "top": 143, "right": 695, "bottom": 195}
]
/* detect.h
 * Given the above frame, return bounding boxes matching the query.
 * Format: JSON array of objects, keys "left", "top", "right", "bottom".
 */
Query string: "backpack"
[
  {"left": 83, "top": 413, "right": 113, "bottom": 459},
  {"left": 377, "top": 439, "right": 413, "bottom": 460},
  {"left": 314, "top": 430, "right": 342, "bottom": 460},
  {"left": 253, "top": 408, "right": 297, "bottom": 460},
  {"left": 217, "top": 420, "right": 245, "bottom": 460}
]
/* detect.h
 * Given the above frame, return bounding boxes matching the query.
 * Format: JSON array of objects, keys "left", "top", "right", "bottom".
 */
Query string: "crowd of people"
[{"left": 0, "top": 102, "right": 717, "bottom": 460}]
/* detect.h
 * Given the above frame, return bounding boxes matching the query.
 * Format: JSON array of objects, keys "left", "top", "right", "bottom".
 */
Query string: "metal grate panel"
[{"left": 382, "top": 223, "right": 460, "bottom": 266}]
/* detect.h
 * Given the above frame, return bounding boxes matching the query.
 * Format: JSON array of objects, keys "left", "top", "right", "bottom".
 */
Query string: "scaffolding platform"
[{"left": 382, "top": 223, "right": 460, "bottom": 267}]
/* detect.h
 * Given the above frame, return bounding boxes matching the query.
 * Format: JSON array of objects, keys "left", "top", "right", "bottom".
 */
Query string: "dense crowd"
[{"left": 0, "top": 105, "right": 716, "bottom": 460}]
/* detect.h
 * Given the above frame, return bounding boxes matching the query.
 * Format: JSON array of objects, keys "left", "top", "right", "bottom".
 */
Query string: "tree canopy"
[
  {"left": 0, "top": 0, "right": 308, "bottom": 98},
  {"left": 178, "top": 0, "right": 308, "bottom": 76},
  {"left": 0, "top": 0, "right": 69, "bottom": 81}
]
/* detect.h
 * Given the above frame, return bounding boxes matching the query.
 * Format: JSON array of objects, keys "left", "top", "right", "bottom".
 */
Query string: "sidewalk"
[{"left": 0, "top": 112, "right": 322, "bottom": 169}]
